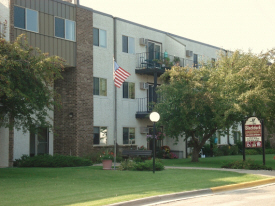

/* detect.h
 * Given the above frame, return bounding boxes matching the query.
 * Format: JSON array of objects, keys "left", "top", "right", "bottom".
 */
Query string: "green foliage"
[
  {"left": 213, "top": 145, "right": 239, "bottom": 156},
  {"left": 202, "top": 144, "right": 213, "bottom": 157},
  {"left": 265, "top": 148, "right": 275, "bottom": 154},
  {"left": 119, "top": 159, "right": 164, "bottom": 171},
  {"left": 156, "top": 145, "right": 178, "bottom": 159},
  {"left": 14, "top": 154, "right": 92, "bottom": 167},
  {"left": 245, "top": 149, "right": 260, "bottom": 155},
  {"left": 133, "top": 157, "right": 143, "bottom": 163},
  {"left": 222, "top": 159, "right": 272, "bottom": 170},
  {"left": 134, "top": 159, "right": 164, "bottom": 171},
  {"left": 0, "top": 34, "right": 64, "bottom": 132},
  {"left": 118, "top": 159, "right": 136, "bottom": 171},
  {"left": 156, "top": 49, "right": 275, "bottom": 162},
  {"left": 87, "top": 151, "right": 103, "bottom": 163}
]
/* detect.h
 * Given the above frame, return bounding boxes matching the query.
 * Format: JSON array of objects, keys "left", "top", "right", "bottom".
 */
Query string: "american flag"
[{"left": 114, "top": 61, "right": 131, "bottom": 88}]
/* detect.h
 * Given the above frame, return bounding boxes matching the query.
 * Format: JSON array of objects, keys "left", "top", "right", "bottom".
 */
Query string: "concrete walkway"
[{"left": 104, "top": 165, "right": 275, "bottom": 206}]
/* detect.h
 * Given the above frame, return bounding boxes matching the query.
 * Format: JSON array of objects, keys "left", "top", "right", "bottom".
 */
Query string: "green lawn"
[
  {"left": 162, "top": 154, "right": 275, "bottom": 169},
  {"left": 0, "top": 165, "right": 268, "bottom": 206}
]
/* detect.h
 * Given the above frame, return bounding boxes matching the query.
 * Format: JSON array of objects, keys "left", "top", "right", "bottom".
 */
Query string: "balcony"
[
  {"left": 136, "top": 97, "right": 153, "bottom": 118},
  {"left": 136, "top": 52, "right": 193, "bottom": 76}
]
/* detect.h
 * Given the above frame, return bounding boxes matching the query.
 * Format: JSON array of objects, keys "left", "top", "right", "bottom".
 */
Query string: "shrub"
[
  {"left": 213, "top": 145, "right": 239, "bottom": 156},
  {"left": 245, "top": 149, "right": 260, "bottom": 155},
  {"left": 133, "top": 157, "right": 143, "bottom": 163},
  {"left": 202, "top": 144, "right": 213, "bottom": 157},
  {"left": 265, "top": 148, "right": 275, "bottom": 154},
  {"left": 119, "top": 159, "right": 164, "bottom": 171},
  {"left": 156, "top": 146, "right": 178, "bottom": 159},
  {"left": 134, "top": 159, "right": 164, "bottom": 171},
  {"left": 118, "top": 159, "right": 136, "bottom": 171},
  {"left": 14, "top": 154, "right": 92, "bottom": 167},
  {"left": 221, "top": 159, "right": 272, "bottom": 170}
]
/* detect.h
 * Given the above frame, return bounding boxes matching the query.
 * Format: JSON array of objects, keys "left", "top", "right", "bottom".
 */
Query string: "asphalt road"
[{"left": 152, "top": 183, "right": 275, "bottom": 206}]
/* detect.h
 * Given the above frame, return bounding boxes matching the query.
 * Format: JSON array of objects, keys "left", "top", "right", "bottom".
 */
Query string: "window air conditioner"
[
  {"left": 140, "top": 127, "right": 149, "bottom": 134},
  {"left": 140, "top": 82, "right": 149, "bottom": 90},
  {"left": 139, "top": 38, "right": 147, "bottom": 46},
  {"left": 186, "top": 50, "right": 193, "bottom": 57}
]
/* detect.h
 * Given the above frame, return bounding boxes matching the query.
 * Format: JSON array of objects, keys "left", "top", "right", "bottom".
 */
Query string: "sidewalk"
[{"left": 106, "top": 166, "right": 275, "bottom": 206}]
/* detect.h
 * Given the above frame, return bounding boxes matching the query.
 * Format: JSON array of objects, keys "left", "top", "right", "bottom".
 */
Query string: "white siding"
[{"left": 0, "top": 0, "right": 10, "bottom": 41}]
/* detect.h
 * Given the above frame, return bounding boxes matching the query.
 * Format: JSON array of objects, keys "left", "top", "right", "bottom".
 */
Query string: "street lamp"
[{"left": 149, "top": 112, "right": 160, "bottom": 173}]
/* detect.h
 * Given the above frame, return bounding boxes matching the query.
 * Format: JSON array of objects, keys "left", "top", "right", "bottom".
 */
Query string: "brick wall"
[
  {"left": 54, "top": 68, "right": 77, "bottom": 155},
  {"left": 54, "top": 6, "right": 93, "bottom": 157},
  {"left": 75, "top": 6, "right": 93, "bottom": 156}
]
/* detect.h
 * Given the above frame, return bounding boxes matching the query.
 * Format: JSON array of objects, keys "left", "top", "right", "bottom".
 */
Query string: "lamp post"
[{"left": 149, "top": 112, "right": 160, "bottom": 173}]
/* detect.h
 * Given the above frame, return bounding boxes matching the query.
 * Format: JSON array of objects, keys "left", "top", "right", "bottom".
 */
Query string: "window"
[
  {"left": 55, "top": 17, "right": 75, "bottom": 41},
  {"left": 233, "top": 131, "right": 241, "bottom": 144},
  {"left": 93, "top": 28, "right": 107, "bottom": 48},
  {"left": 93, "top": 127, "right": 107, "bottom": 145},
  {"left": 123, "top": 127, "right": 135, "bottom": 144},
  {"left": 123, "top": 82, "right": 135, "bottom": 99},
  {"left": 193, "top": 54, "right": 198, "bottom": 68},
  {"left": 14, "top": 6, "right": 38, "bottom": 32},
  {"left": 122, "top": 35, "right": 135, "bottom": 54},
  {"left": 30, "top": 127, "right": 49, "bottom": 156},
  {"left": 93, "top": 77, "right": 107, "bottom": 96}
]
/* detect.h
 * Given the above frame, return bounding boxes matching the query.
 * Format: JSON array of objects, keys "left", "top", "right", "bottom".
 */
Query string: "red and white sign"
[{"left": 245, "top": 117, "right": 262, "bottom": 148}]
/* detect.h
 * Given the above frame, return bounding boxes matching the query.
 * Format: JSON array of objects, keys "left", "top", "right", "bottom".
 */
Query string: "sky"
[{"left": 80, "top": 0, "right": 275, "bottom": 54}]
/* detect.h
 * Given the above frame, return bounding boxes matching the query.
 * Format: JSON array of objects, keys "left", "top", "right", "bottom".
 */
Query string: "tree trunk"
[
  {"left": 191, "top": 146, "right": 200, "bottom": 162},
  {"left": 8, "top": 116, "right": 14, "bottom": 167}
]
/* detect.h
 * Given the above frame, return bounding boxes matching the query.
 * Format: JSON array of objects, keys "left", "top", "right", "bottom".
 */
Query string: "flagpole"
[
  {"left": 113, "top": 18, "right": 117, "bottom": 170},
  {"left": 113, "top": 57, "right": 117, "bottom": 170}
]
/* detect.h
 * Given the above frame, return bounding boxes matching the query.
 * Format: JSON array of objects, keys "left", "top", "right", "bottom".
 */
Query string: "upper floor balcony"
[{"left": 135, "top": 52, "right": 194, "bottom": 76}]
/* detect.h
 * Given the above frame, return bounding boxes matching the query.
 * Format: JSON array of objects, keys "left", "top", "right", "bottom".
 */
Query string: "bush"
[
  {"left": 245, "top": 149, "right": 260, "bottom": 155},
  {"left": 156, "top": 146, "right": 178, "bottom": 159},
  {"left": 134, "top": 159, "right": 164, "bottom": 171},
  {"left": 119, "top": 159, "right": 164, "bottom": 171},
  {"left": 14, "top": 154, "right": 92, "bottom": 167},
  {"left": 202, "top": 144, "right": 213, "bottom": 157},
  {"left": 118, "top": 159, "right": 136, "bottom": 171},
  {"left": 222, "top": 159, "right": 272, "bottom": 170},
  {"left": 265, "top": 148, "right": 275, "bottom": 154},
  {"left": 213, "top": 145, "right": 239, "bottom": 156}
]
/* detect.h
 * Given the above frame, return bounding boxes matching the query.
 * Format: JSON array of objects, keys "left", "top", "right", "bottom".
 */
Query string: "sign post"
[{"left": 243, "top": 117, "right": 265, "bottom": 165}]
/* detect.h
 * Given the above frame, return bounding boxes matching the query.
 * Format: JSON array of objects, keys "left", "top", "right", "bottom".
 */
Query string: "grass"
[
  {"left": 0, "top": 165, "right": 268, "bottom": 206},
  {"left": 162, "top": 154, "right": 275, "bottom": 169}
]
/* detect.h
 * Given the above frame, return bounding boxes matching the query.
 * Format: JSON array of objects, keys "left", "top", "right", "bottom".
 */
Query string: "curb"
[
  {"left": 210, "top": 177, "right": 275, "bottom": 193},
  {"left": 108, "top": 177, "right": 275, "bottom": 206},
  {"left": 108, "top": 189, "right": 213, "bottom": 206}
]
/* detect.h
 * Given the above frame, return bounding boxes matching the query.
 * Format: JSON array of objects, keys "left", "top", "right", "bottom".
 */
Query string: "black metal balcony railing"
[
  {"left": 136, "top": 97, "right": 153, "bottom": 114},
  {"left": 136, "top": 52, "right": 194, "bottom": 70},
  {"left": 136, "top": 96, "right": 163, "bottom": 119}
]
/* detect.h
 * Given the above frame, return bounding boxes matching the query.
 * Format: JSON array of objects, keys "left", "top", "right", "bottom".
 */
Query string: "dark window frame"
[
  {"left": 93, "top": 126, "right": 107, "bottom": 145},
  {"left": 93, "top": 77, "right": 107, "bottom": 96},
  {"left": 93, "top": 28, "right": 107, "bottom": 48},
  {"left": 122, "top": 35, "right": 135, "bottom": 54},
  {"left": 54, "top": 16, "right": 75, "bottom": 41},
  {"left": 123, "top": 127, "right": 135, "bottom": 144},
  {"left": 14, "top": 6, "right": 38, "bottom": 33},
  {"left": 122, "top": 82, "right": 135, "bottom": 99}
]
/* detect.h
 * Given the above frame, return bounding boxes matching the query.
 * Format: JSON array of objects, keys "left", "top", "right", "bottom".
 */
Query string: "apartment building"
[{"left": 0, "top": 0, "right": 241, "bottom": 167}]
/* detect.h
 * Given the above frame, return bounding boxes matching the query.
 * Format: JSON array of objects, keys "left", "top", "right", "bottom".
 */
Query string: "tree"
[
  {"left": 155, "top": 50, "right": 275, "bottom": 162},
  {"left": 0, "top": 34, "right": 64, "bottom": 133}
]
